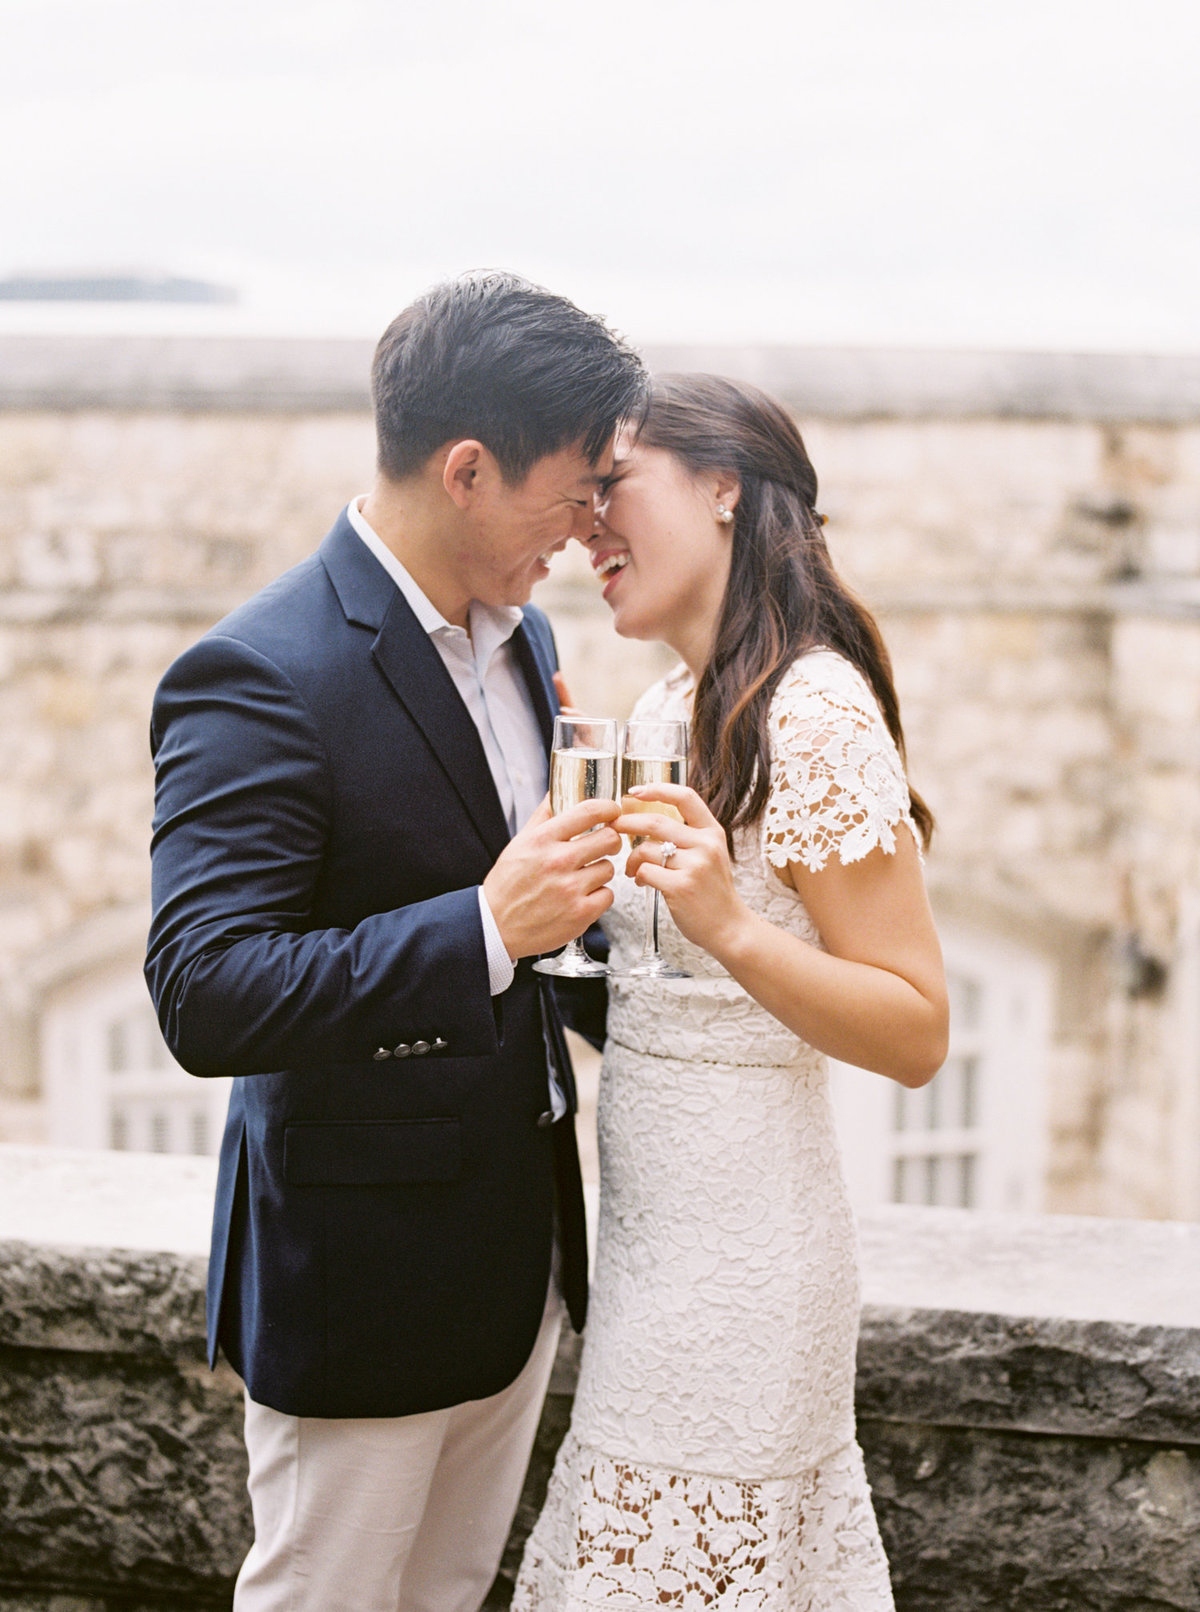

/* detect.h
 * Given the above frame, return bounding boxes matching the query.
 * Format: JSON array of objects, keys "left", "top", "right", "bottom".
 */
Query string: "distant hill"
[{"left": 0, "top": 274, "right": 237, "bottom": 304}]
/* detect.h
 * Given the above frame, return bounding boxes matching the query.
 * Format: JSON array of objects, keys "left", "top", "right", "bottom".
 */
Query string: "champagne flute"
[
  {"left": 612, "top": 717, "right": 691, "bottom": 980},
  {"left": 532, "top": 715, "right": 618, "bottom": 978}
]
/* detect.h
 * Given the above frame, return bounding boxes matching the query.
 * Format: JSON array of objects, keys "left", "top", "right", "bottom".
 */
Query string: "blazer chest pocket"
[{"left": 284, "top": 1120, "right": 461, "bottom": 1185}]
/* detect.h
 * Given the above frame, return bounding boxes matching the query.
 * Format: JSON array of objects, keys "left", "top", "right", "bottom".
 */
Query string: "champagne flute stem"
[{"left": 642, "top": 887, "right": 658, "bottom": 961}]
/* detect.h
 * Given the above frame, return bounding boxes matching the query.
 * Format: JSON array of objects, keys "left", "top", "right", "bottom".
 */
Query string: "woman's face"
[{"left": 586, "top": 437, "right": 734, "bottom": 660}]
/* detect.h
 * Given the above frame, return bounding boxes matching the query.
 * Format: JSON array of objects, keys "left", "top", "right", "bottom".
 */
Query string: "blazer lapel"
[
  {"left": 320, "top": 515, "right": 512, "bottom": 861},
  {"left": 511, "top": 617, "right": 557, "bottom": 754},
  {"left": 513, "top": 615, "right": 581, "bottom": 1110},
  {"left": 371, "top": 594, "right": 513, "bottom": 860}
]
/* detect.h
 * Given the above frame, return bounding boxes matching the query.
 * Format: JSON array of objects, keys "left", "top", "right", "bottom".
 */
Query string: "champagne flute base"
[
  {"left": 533, "top": 951, "right": 609, "bottom": 978},
  {"left": 610, "top": 956, "right": 692, "bottom": 980}
]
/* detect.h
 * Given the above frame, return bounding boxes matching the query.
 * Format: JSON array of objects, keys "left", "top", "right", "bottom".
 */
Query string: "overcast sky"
[{"left": 3, "top": 0, "right": 1198, "bottom": 350}]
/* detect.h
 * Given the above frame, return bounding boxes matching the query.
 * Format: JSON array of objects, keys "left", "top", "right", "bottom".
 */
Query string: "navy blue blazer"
[{"left": 146, "top": 511, "right": 594, "bottom": 1418}]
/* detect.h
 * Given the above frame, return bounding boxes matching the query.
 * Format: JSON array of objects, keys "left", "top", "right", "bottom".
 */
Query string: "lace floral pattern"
[
  {"left": 763, "top": 649, "right": 918, "bottom": 873},
  {"left": 517, "top": 1435, "right": 892, "bottom": 1611},
  {"left": 515, "top": 650, "right": 908, "bottom": 1610}
]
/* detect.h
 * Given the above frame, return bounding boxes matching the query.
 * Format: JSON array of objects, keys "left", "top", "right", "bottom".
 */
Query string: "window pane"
[
  {"left": 931, "top": 1154, "right": 958, "bottom": 1207},
  {"left": 110, "top": 1109, "right": 129, "bottom": 1150},
  {"left": 947, "top": 972, "right": 983, "bottom": 1032},
  {"left": 960, "top": 1057, "right": 978, "bottom": 1129},
  {"left": 893, "top": 1083, "right": 908, "bottom": 1133},
  {"left": 925, "top": 1077, "right": 940, "bottom": 1132},
  {"left": 925, "top": 1156, "right": 940, "bottom": 1205},
  {"left": 960, "top": 1153, "right": 977, "bottom": 1208},
  {"left": 893, "top": 1084, "right": 931, "bottom": 1134},
  {"left": 106, "top": 1018, "right": 131, "bottom": 1074},
  {"left": 190, "top": 1110, "right": 209, "bottom": 1156},
  {"left": 150, "top": 1112, "right": 170, "bottom": 1153},
  {"left": 892, "top": 1156, "right": 924, "bottom": 1205},
  {"left": 892, "top": 1152, "right": 978, "bottom": 1208},
  {"left": 146, "top": 1014, "right": 172, "bottom": 1072}
]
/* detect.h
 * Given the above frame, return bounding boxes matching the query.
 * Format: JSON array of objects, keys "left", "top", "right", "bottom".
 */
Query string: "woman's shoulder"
[
  {"left": 763, "top": 647, "right": 916, "bottom": 870},
  {"left": 771, "top": 646, "right": 886, "bottom": 728}
]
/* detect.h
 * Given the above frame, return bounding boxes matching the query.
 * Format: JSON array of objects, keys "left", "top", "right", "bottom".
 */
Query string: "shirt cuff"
[{"left": 477, "top": 887, "right": 516, "bottom": 996}]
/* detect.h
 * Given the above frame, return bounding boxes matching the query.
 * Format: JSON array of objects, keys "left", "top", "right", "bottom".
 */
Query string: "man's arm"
[
  {"left": 146, "top": 634, "right": 501, "bottom": 1077},
  {"left": 146, "top": 633, "right": 621, "bottom": 1079}
]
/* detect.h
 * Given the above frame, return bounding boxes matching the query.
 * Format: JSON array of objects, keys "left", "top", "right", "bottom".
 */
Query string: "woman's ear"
[{"left": 713, "top": 472, "right": 741, "bottom": 515}]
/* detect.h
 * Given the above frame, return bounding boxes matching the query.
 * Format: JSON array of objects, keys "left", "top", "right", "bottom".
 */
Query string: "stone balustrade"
[
  {"left": 1, "top": 1145, "right": 1197, "bottom": 1610},
  {"left": 2, "top": 334, "right": 1199, "bottom": 420}
]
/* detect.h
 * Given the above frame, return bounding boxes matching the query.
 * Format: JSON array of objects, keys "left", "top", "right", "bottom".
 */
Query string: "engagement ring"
[{"left": 660, "top": 841, "right": 678, "bottom": 867}]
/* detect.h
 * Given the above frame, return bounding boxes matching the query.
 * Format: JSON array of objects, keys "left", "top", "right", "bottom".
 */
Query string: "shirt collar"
[{"left": 346, "top": 498, "right": 524, "bottom": 661}]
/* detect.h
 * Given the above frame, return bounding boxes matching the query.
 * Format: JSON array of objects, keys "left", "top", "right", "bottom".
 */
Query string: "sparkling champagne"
[
  {"left": 620, "top": 754, "right": 686, "bottom": 846},
  {"left": 550, "top": 748, "right": 617, "bottom": 814}
]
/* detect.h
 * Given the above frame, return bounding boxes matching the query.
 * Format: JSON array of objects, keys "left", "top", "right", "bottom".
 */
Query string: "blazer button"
[
  {"left": 373, "top": 1047, "right": 392, "bottom": 1061},
  {"left": 432, "top": 1037, "right": 448, "bottom": 1051},
  {"left": 412, "top": 1040, "right": 431, "bottom": 1056},
  {"left": 393, "top": 1043, "right": 411, "bottom": 1058},
  {"left": 536, "top": 1110, "right": 555, "bottom": 1129}
]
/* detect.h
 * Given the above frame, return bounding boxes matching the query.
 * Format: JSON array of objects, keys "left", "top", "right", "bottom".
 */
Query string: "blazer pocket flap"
[{"left": 284, "top": 1120, "right": 461, "bottom": 1185}]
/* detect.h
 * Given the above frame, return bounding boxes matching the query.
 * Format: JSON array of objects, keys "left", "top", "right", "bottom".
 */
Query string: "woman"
[{"left": 514, "top": 375, "right": 948, "bottom": 1609}]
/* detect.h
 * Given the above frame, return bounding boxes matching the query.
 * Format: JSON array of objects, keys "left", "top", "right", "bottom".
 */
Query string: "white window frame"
[
  {"left": 830, "top": 920, "right": 1052, "bottom": 1213},
  {"left": 41, "top": 967, "right": 230, "bottom": 1157}
]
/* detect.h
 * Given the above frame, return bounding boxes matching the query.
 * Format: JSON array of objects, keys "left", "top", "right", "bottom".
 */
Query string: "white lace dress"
[{"left": 514, "top": 649, "right": 916, "bottom": 1611}]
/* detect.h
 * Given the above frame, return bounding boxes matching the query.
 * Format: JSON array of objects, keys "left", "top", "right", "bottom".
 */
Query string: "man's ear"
[{"left": 442, "top": 440, "right": 489, "bottom": 510}]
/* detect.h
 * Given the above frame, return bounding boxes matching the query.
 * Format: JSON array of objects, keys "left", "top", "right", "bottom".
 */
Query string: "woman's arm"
[{"left": 619, "top": 786, "right": 948, "bottom": 1088}]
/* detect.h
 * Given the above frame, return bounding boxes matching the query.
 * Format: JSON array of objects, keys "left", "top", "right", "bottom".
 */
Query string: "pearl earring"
[{"left": 716, "top": 504, "right": 734, "bottom": 525}]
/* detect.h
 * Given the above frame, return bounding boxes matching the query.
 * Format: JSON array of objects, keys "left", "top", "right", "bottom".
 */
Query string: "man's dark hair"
[{"left": 371, "top": 271, "right": 647, "bottom": 484}]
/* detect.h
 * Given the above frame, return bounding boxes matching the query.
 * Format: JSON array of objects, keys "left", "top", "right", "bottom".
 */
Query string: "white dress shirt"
[
  {"left": 348, "top": 503, "right": 566, "bottom": 1163},
  {"left": 347, "top": 501, "right": 571, "bottom": 1122},
  {"left": 347, "top": 497, "right": 552, "bottom": 991}
]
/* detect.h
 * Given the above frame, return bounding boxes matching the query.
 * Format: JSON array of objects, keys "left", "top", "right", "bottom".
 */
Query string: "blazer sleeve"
[{"left": 145, "top": 633, "right": 501, "bottom": 1078}]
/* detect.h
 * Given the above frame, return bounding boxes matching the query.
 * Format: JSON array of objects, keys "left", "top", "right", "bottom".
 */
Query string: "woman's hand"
[
  {"left": 615, "top": 784, "right": 750, "bottom": 955},
  {"left": 620, "top": 788, "right": 948, "bottom": 1087}
]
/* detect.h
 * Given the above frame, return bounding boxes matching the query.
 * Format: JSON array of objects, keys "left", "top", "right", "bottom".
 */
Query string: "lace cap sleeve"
[{"left": 763, "top": 651, "right": 918, "bottom": 872}]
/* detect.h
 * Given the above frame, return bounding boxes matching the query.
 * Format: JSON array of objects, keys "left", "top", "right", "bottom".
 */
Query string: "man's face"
[{"left": 454, "top": 439, "right": 615, "bottom": 609}]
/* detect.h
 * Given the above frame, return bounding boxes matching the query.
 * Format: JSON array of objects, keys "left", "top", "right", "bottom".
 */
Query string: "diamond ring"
[{"left": 660, "top": 841, "right": 678, "bottom": 867}]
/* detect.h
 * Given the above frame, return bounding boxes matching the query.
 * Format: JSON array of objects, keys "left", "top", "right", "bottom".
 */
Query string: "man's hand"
[
  {"left": 552, "top": 672, "right": 584, "bottom": 718},
  {"left": 483, "top": 796, "right": 621, "bottom": 961}
]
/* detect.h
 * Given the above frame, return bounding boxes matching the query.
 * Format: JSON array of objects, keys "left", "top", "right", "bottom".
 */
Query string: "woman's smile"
[{"left": 590, "top": 544, "right": 631, "bottom": 597}]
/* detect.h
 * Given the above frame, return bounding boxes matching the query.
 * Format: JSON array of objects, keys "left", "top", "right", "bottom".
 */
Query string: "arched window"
[
  {"left": 830, "top": 923, "right": 1052, "bottom": 1212},
  {"left": 40, "top": 967, "right": 231, "bottom": 1157}
]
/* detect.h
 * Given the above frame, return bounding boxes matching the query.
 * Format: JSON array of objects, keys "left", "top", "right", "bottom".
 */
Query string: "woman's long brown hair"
[{"left": 637, "top": 374, "right": 934, "bottom": 852}]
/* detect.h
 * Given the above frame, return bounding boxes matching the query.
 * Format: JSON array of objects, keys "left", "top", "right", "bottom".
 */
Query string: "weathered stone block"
[
  {"left": 864, "top": 1422, "right": 1200, "bottom": 1612},
  {"left": 4, "top": 1155, "right": 1200, "bottom": 1610},
  {"left": 0, "top": 1343, "right": 248, "bottom": 1600}
]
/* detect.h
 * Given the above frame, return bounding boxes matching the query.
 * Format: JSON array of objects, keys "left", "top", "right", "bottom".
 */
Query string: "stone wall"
[
  {"left": 0, "top": 337, "right": 1197, "bottom": 1219},
  {"left": 1, "top": 1147, "right": 1198, "bottom": 1610},
  {"left": 800, "top": 414, "right": 1200, "bottom": 1219}
]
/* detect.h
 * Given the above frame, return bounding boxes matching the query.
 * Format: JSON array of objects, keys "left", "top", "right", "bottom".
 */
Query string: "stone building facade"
[{"left": 0, "top": 336, "right": 1196, "bottom": 1220}]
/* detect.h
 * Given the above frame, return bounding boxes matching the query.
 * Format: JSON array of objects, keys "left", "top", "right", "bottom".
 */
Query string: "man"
[{"left": 145, "top": 272, "right": 646, "bottom": 1610}]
